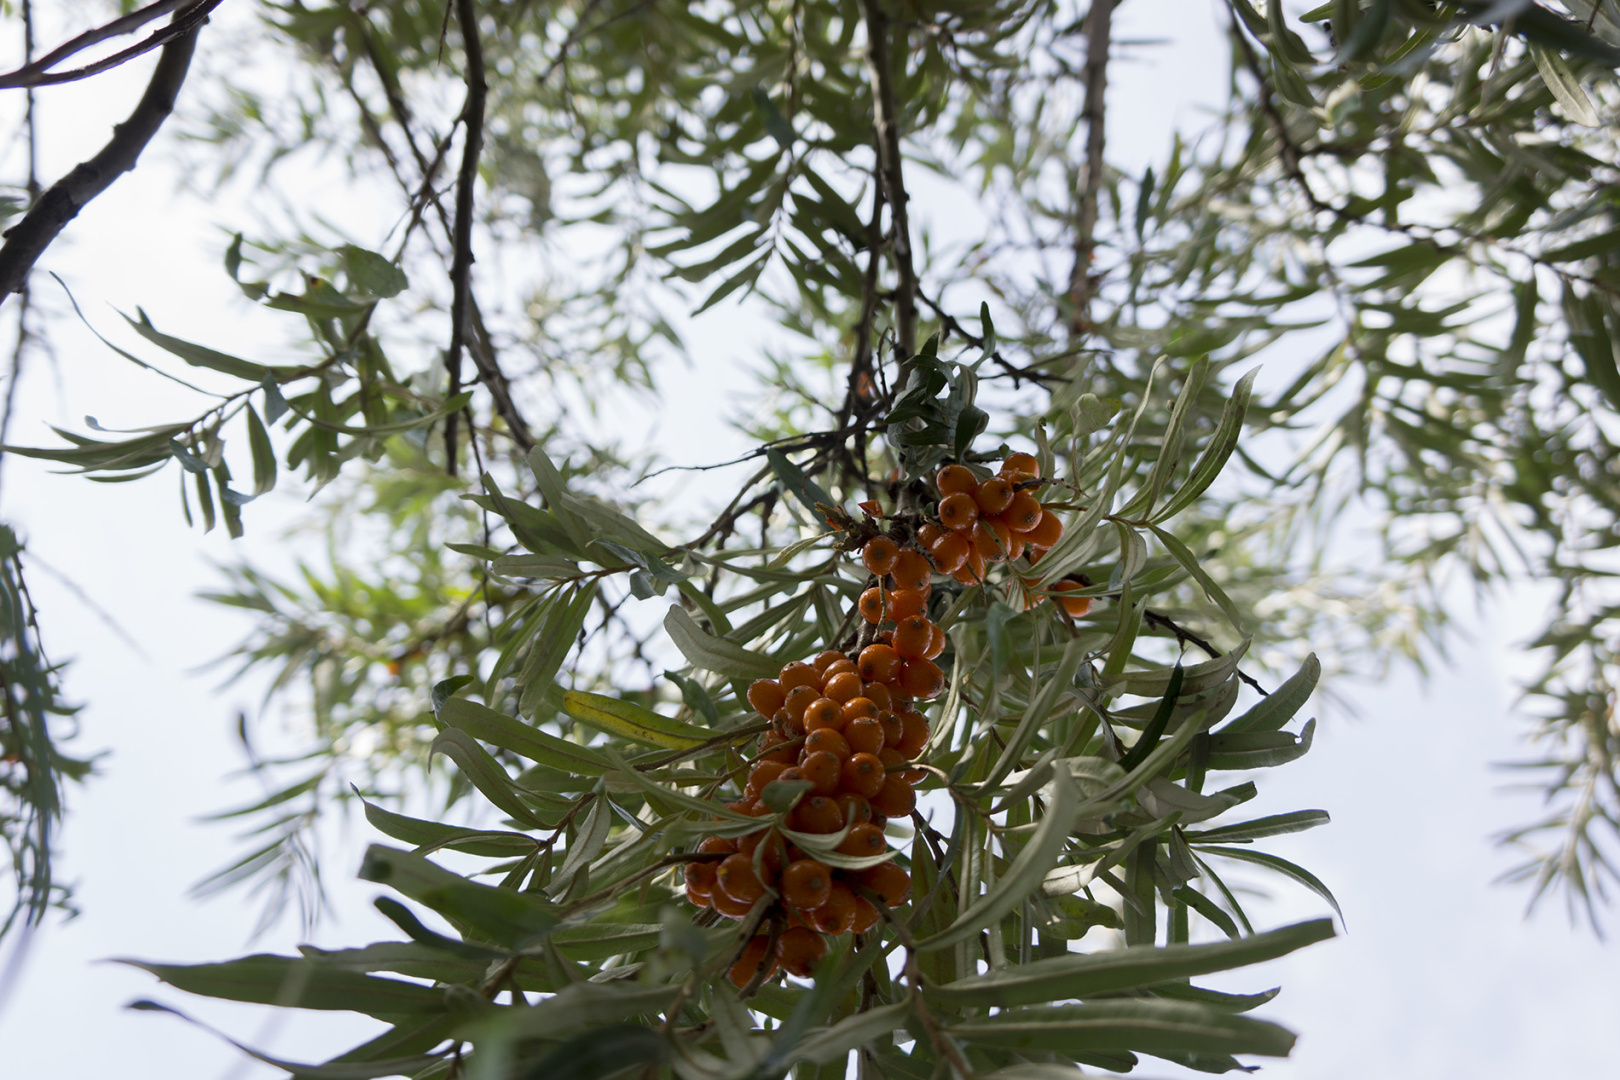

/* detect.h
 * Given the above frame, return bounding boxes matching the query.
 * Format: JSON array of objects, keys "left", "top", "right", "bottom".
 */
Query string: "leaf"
[
  {"left": 1117, "top": 357, "right": 1208, "bottom": 521},
  {"left": 341, "top": 245, "right": 409, "bottom": 298},
  {"left": 1148, "top": 524, "right": 1246, "bottom": 632},
  {"left": 560, "top": 690, "right": 709, "bottom": 750},
  {"left": 1220, "top": 654, "right": 1319, "bottom": 733},
  {"left": 1186, "top": 810, "right": 1332, "bottom": 844},
  {"left": 926, "top": 919, "right": 1332, "bottom": 1008},
  {"left": 663, "top": 604, "right": 780, "bottom": 680},
  {"left": 949, "top": 997, "right": 1298, "bottom": 1059},
  {"left": 429, "top": 728, "right": 554, "bottom": 828},
  {"left": 786, "top": 1000, "right": 912, "bottom": 1066},
  {"left": 1205, "top": 719, "right": 1316, "bottom": 770},
  {"left": 244, "top": 405, "right": 277, "bottom": 496},
  {"left": 361, "top": 797, "right": 538, "bottom": 858},
  {"left": 1531, "top": 44, "right": 1598, "bottom": 126},
  {"left": 358, "top": 845, "right": 560, "bottom": 949},
  {"left": 1119, "top": 664, "right": 1184, "bottom": 772},
  {"left": 766, "top": 447, "right": 836, "bottom": 518},
  {"left": 1151, "top": 367, "right": 1257, "bottom": 524},
  {"left": 119, "top": 955, "right": 447, "bottom": 1016},
  {"left": 438, "top": 697, "right": 611, "bottom": 777},
  {"left": 124, "top": 309, "right": 285, "bottom": 381},
  {"left": 1198, "top": 845, "right": 1343, "bottom": 923}
]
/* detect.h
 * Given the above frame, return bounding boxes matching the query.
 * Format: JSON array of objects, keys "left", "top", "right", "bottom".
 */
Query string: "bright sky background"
[{"left": 0, "top": 2, "right": 1614, "bottom": 1077}]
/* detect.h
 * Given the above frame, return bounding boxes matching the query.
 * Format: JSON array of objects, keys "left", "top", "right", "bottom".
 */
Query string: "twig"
[
  {"left": 856, "top": 0, "right": 919, "bottom": 378},
  {"left": 1067, "top": 0, "right": 1114, "bottom": 338},
  {"left": 0, "top": 0, "right": 215, "bottom": 90},
  {"left": 443, "top": 0, "right": 488, "bottom": 477},
  {"left": 1141, "top": 608, "right": 1269, "bottom": 697},
  {"left": 0, "top": 20, "right": 200, "bottom": 302}
]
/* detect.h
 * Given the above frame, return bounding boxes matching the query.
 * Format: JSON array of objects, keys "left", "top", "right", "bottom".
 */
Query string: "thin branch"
[
  {"left": 443, "top": 0, "right": 488, "bottom": 477},
  {"left": 0, "top": 0, "right": 219, "bottom": 91},
  {"left": 1067, "top": 0, "right": 1114, "bottom": 338},
  {"left": 856, "top": 0, "right": 918, "bottom": 377},
  {"left": 0, "top": 21, "right": 200, "bottom": 302}
]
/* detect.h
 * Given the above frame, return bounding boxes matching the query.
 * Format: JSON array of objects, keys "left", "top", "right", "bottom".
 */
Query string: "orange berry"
[
  {"left": 898, "top": 658, "right": 945, "bottom": 700},
  {"left": 836, "top": 792, "right": 874, "bottom": 826},
  {"left": 864, "top": 681, "right": 894, "bottom": 711},
  {"left": 738, "top": 829, "right": 789, "bottom": 874},
  {"left": 748, "top": 679, "right": 785, "bottom": 718},
  {"left": 783, "top": 684, "right": 819, "bottom": 726},
  {"left": 892, "top": 615, "right": 934, "bottom": 660},
  {"left": 823, "top": 657, "right": 859, "bottom": 681},
  {"left": 711, "top": 886, "right": 756, "bottom": 918},
  {"left": 862, "top": 536, "right": 901, "bottom": 575},
  {"left": 1004, "top": 491, "right": 1044, "bottom": 532},
  {"left": 1052, "top": 580, "right": 1094, "bottom": 618},
  {"left": 700, "top": 836, "right": 738, "bottom": 856},
  {"left": 891, "top": 549, "right": 932, "bottom": 591},
  {"left": 804, "top": 728, "right": 851, "bottom": 760},
  {"left": 780, "top": 662, "right": 820, "bottom": 693},
  {"left": 917, "top": 522, "right": 947, "bottom": 548},
  {"left": 858, "top": 644, "right": 904, "bottom": 683},
  {"left": 972, "top": 518, "right": 1014, "bottom": 561},
  {"left": 860, "top": 861, "right": 913, "bottom": 906},
  {"left": 845, "top": 716, "right": 886, "bottom": 756},
  {"left": 889, "top": 588, "right": 928, "bottom": 621},
  {"left": 800, "top": 750, "right": 843, "bottom": 796},
  {"left": 936, "top": 464, "right": 977, "bottom": 495},
  {"left": 858, "top": 587, "right": 887, "bottom": 624},
  {"left": 840, "top": 752, "right": 887, "bottom": 798},
  {"left": 924, "top": 621, "right": 946, "bottom": 660},
  {"left": 747, "top": 759, "right": 792, "bottom": 797},
  {"left": 728, "top": 935, "right": 776, "bottom": 988},
  {"left": 788, "top": 794, "right": 845, "bottom": 834},
  {"left": 952, "top": 545, "right": 987, "bottom": 584},
  {"left": 975, "top": 476, "right": 1016, "bottom": 515},
  {"left": 810, "top": 881, "right": 859, "bottom": 934},
  {"left": 897, "top": 711, "right": 931, "bottom": 757},
  {"left": 824, "top": 670, "right": 865, "bottom": 703},
  {"left": 759, "top": 729, "right": 799, "bottom": 763},
  {"left": 717, "top": 853, "right": 768, "bottom": 904},
  {"left": 686, "top": 859, "right": 718, "bottom": 899},
  {"left": 775, "top": 926, "right": 827, "bottom": 978},
  {"left": 811, "top": 649, "right": 846, "bottom": 675},
  {"left": 938, "top": 492, "right": 980, "bottom": 532},
  {"left": 837, "top": 822, "right": 888, "bottom": 858},
  {"left": 1000, "top": 521, "right": 1027, "bottom": 560},
  {"left": 686, "top": 879, "right": 713, "bottom": 907},
  {"left": 1026, "top": 510, "right": 1063, "bottom": 548},
  {"left": 928, "top": 531, "right": 970, "bottom": 573},
  {"left": 781, "top": 858, "right": 833, "bottom": 909},
  {"left": 877, "top": 711, "right": 904, "bottom": 748},
  {"left": 878, "top": 747, "right": 905, "bottom": 771},
  {"left": 870, "top": 774, "right": 918, "bottom": 818},
  {"left": 804, "top": 697, "right": 845, "bottom": 733},
  {"left": 840, "top": 696, "right": 879, "bottom": 726},
  {"left": 999, "top": 452, "right": 1039, "bottom": 479},
  {"left": 851, "top": 895, "right": 881, "bottom": 933}
]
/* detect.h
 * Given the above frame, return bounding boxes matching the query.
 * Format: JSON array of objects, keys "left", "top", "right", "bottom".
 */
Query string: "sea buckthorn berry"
[
  {"left": 845, "top": 716, "right": 886, "bottom": 756},
  {"left": 860, "top": 861, "right": 913, "bottom": 907},
  {"left": 780, "top": 662, "right": 820, "bottom": 693},
  {"left": 837, "top": 822, "right": 888, "bottom": 858},
  {"left": 870, "top": 773, "right": 918, "bottom": 818},
  {"left": 938, "top": 492, "right": 980, "bottom": 532},
  {"left": 711, "top": 886, "right": 756, "bottom": 918},
  {"left": 899, "top": 657, "right": 946, "bottom": 700},
  {"left": 878, "top": 747, "right": 905, "bottom": 771},
  {"left": 800, "top": 751, "right": 843, "bottom": 796},
  {"left": 781, "top": 859, "right": 833, "bottom": 909},
  {"left": 700, "top": 836, "right": 738, "bottom": 856},
  {"left": 812, "top": 649, "right": 846, "bottom": 675},
  {"left": 789, "top": 794, "right": 845, "bottom": 834},
  {"left": 874, "top": 628, "right": 895, "bottom": 645},
  {"left": 1000, "top": 451, "right": 1040, "bottom": 479},
  {"left": 1025, "top": 543, "right": 1049, "bottom": 564},
  {"left": 1052, "top": 579, "right": 1094, "bottom": 618},
  {"left": 748, "top": 679, "right": 785, "bottom": 718},
  {"left": 936, "top": 464, "right": 978, "bottom": 495},
  {"left": 924, "top": 621, "right": 946, "bottom": 660},
  {"left": 891, "top": 549, "right": 932, "bottom": 591},
  {"left": 892, "top": 615, "right": 934, "bottom": 660},
  {"left": 841, "top": 752, "right": 887, "bottom": 798},
  {"left": 804, "top": 728, "right": 851, "bottom": 760},
  {"left": 810, "top": 881, "right": 859, "bottom": 934},
  {"left": 840, "top": 696, "right": 879, "bottom": 726},
  {"left": 726, "top": 797, "right": 770, "bottom": 817},
  {"left": 862, "top": 536, "right": 901, "bottom": 575},
  {"left": 851, "top": 895, "right": 881, "bottom": 933},
  {"left": 824, "top": 670, "right": 865, "bottom": 704},
  {"left": 739, "top": 830, "right": 789, "bottom": 875},
  {"left": 917, "top": 522, "right": 947, "bottom": 548},
  {"left": 823, "top": 657, "right": 859, "bottom": 681},
  {"left": 864, "top": 681, "right": 894, "bottom": 711},
  {"left": 972, "top": 518, "right": 1014, "bottom": 561},
  {"left": 888, "top": 588, "right": 928, "bottom": 621},
  {"left": 776, "top": 766, "right": 806, "bottom": 786},
  {"left": 952, "top": 545, "right": 987, "bottom": 585},
  {"left": 1001, "top": 523, "right": 1027, "bottom": 561},
  {"left": 858, "top": 644, "right": 903, "bottom": 683},
  {"left": 1004, "top": 491, "right": 1044, "bottom": 532},
  {"left": 728, "top": 935, "right": 775, "bottom": 988},
  {"left": 928, "top": 531, "right": 970, "bottom": 573},
  {"left": 1026, "top": 510, "right": 1063, "bottom": 548},
  {"left": 877, "top": 711, "right": 904, "bottom": 748},
  {"left": 716, "top": 853, "right": 768, "bottom": 904},
  {"left": 685, "top": 859, "right": 718, "bottom": 899},
  {"left": 975, "top": 476, "right": 1016, "bottom": 515},
  {"left": 747, "top": 759, "right": 792, "bottom": 797},
  {"left": 783, "top": 684, "right": 819, "bottom": 725},
  {"left": 804, "top": 697, "right": 844, "bottom": 733},
  {"left": 775, "top": 926, "right": 827, "bottom": 978},
  {"left": 770, "top": 709, "right": 799, "bottom": 739},
  {"left": 759, "top": 730, "right": 799, "bottom": 764},
  {"left": 897, "top": 711, "right": 931, "bottom": 757},
  {"left": 858, "top": 587, "right": 887, "bottom": 624},
  {"left": 686, "top": 879, "right": 712, "bottom": 907},
  {"left": 836, "top": 792, "right": 874, "bottom": 826}
]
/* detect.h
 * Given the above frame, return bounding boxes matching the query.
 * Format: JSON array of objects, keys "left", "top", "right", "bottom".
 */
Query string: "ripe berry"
[
  {"left": 898, "top": 658, "right": 945, "bottom": 700},
  {"left": 1026, "top": 510, "right": 1063, "bottom": 548},
  {"left": 1052, "top": 579, "right": 1093, "bottom": 618},
  {"left": 864, "top": 682, "right": 894, "bottom": 711},
  {"left": 877, "top": 711, "right": 904, "bottom": 748},
  {"left": 858, "top": 644, "right": 903, "bottom": 683},
  {"left": 729, "top": 935, "right": 776, "bottom": 988},
  {"left": 700, "top": 836, "right": 739, "bottom": 857},
  {"left": 891, "top": 549, "right": 932, "bottom": 591},
  {"left": 711, "top": 886, "right": 756, "bottom": 917},
  {"left": 685, "top": 859, "right": 718, "bottom": 899},
  {"left": 924, "top": 621, "right": 946, "bottom": 660},
  {"left": 938, "top": 492, "right": 980, "bottom": 532},
  {"left": 789, "top": 794, "right": 845, "bottom": 834},
  {"left": 775, "top": 926, "right": 827, "bottom": 978},
  {"left": 870, "top": 774, "right": 918, "bottom": 818},
  {"left": 840, "top": 696, "right": 879, "bottom": 726},
  {"left": 823, "top": 657, "right": 859, "bottom": 681},
  {"left": 717, "top": 853, "right": 769, "bottom": 904},
  {"left": 810, "top": 881, "right": 859, "bottom": 934},
  {"left": 747, "top": 759, "right": 792, "bottom": 797},
  {"left": 975, "top": 476, "right": 1016, "bottom": 515},
  {"left": 758, "top": 730, "right": 799, "bottom": 763},
  {"left": 738, "top": 829, "right": 789, "bottom": 875},
  {"left": 748, "top": 679, "right": 785, "bottom": 718},
  {"left": 836, "top": 792, "right": 874, "bottom": 826},
  {"left": 860, "top": 861, "right": 913, "bottom": 906},
  {"left": 862, "top": 536, "right": 901, "bottom": 575},
  {"left": 800, "top": 750, "right": 842, "bottom": 796},
  {"left": 1004, "top": 491, "right": 1044, "bottom": 532},
  {"left": 686, "top": 879, "right": 712, "bottom": 907},
  {"left": 781, "top": 858, "right": 833, "bottom": 909},
  {"left": 952, "top": 545, "right": 987, "bottom": 585},
  {"left": 936, "top": 464, "right": 977, "bottom": 495},
  {"left": 782, "top": 684, "right": 819, "bottom": 726},
  {"left": 928, "top": 531, "right": 970, "bottom": 573},
  {"left": 858, "top": 588, "right": 887, "bottom": 624},
  {"left": 841, "top": 752, "right": 887, "bottom": 798},
  {"left": 811, "top": 649, "right": 847, "bottom": 675},
  {"left": 892, "top": 615, "right": 934, "bottom": 660},
  {"left": 888, "top": 588, "right": 928, "bottom": 621},
  {"left": 780, "top": 662, "right": 820, "bottom": 693},
  {"left": 999, "top": 452, "right": 1039, "bottom": 479},
  {"left": 804, "top": 728, "right": 851, "bottom": 760},
  {"left": 851, "top": 895, "right": 881, "bottom": 933},
  {"left": 972, "top": 518, "right": 1014, "bottom": 561},
  {"left": 897, "top": 710, "right": 931, "bottom": 757},
  {"left": 916, "top": 522, "right": 947, "bottom": 548},
  {"left": 804, "top": 697, "right": 845, "bottom": 733},
  {"left": 837, "top": 821, "right": 888, "bottom": 858},
  {"left": 823, "top": 670, "right": 865, "bottom": 703},
  {"left": 845, "top": 716, "right": 886, "bottom": 756}
]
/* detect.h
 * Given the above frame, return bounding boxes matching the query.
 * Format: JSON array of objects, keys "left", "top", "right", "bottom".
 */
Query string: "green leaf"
[
  {"left": 1151, "top": 367, "right": 1257, "bottom": 524},
  {"left": 244, "top": 405, "right": 277, "bottom": 496},
  {"left": 1185, "top": 810, "right": 1331, "bottom": 844},
  {"left": 1531, "top": 44, "right": 1598, "bottom": 126},
  {"left": 949, "top": 997, "right": 1298, "bottom": 1058},
  {"left": 1205, "top": 719, "right": 1316, "bottom": 770},
  {"left": 361, "top": 797, "right": 539, "bottom": 858},
  {"left": 358, "top": 845, "right": 560, "bottom": 948},
  {"left": 124, "top": 309, "right": 286, "bottom": 381},
  {"left": 663, "top": 604, "right": 780, "bottom": 680},
  {"left": 341, "top": 245, "right": 409, "bottom": 298},
  {"left": 119, "top": 955, "right": 447, "bottom": 1016},
  {"left": 766, "top": 447, "right": 836, "bottom": 518},
  {"left": 428, "top": 728, "right": 555, "bottom": 828},
  {"left": 1119, "top": 664, "right": 1184, "bottom": 772},
  {"left": 926, "top": 919, "right": 1332, "bottom": 1008},
  {"left": 1221, "top": 654, "right": 1320, "bottom": 733},
  {"left": 439, "top": 697, "right": 611, "bottom": 777},
  {"left": 560, "top": 690, "right": 709, "bottom": 750},
  {"left": 1199, "top": 845, "right": 1343, "bottom": 922},
  {"left": 1148, "top": 524, "right": 1246, "bottom": 632}
]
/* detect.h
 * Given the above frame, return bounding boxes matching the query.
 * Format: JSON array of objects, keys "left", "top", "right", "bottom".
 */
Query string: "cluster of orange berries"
[{"left": 685, "top": 453, "right": 1080, "bottom": 989}]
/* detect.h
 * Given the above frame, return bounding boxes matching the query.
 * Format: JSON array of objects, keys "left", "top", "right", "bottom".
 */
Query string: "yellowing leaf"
[{"left": 561, "top": 690, "right": 709, "bottom": 750}]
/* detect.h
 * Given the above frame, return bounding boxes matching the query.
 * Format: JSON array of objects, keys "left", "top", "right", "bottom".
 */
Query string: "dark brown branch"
[
  {"left": 1067, "top": 0, "right": 1114, "bottom": 338},
  {"left": 0, "top": 0, "right": 218, "bottom": 91},
  {"left": 856, "top": 0, "right": 919, "bottom": 378},
  {"left": 0, "top": 22, "right": 199, "bottom": 301},
  {"left": 1141, "top": 608, "right": 1269, "bottom": 697},
  {"left": 443, "top": 0, "right": 488, "bottom": 477}
]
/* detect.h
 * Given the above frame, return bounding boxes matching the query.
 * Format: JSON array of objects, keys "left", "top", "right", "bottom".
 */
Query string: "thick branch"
[
  {"left": 0, "top": 24, "right": 199, "bottom": 301},
  {"left": 1067, "top": 0, "right": 1114, "bottom": 338},
  {"left": 856, "top": 0, "right": 918, "bottom": 378},
  {"left": 443, "top": 0, "right": 488, "bottom": 476}
]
